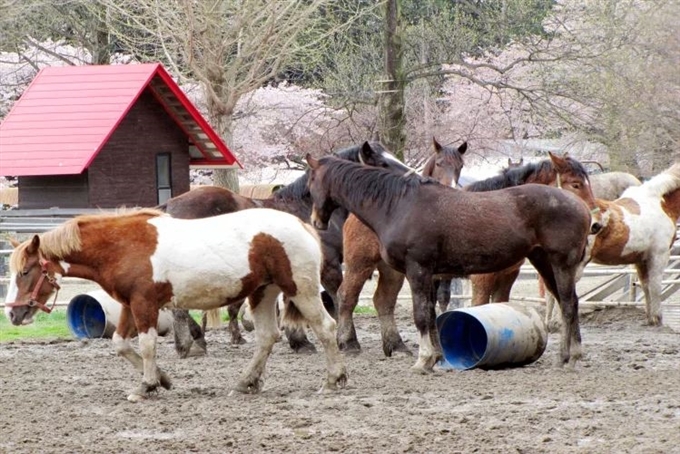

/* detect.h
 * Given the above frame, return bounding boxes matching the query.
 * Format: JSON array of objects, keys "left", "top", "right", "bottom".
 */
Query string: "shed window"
[{"left": 156, "top": 153, "right": 172, "bottom": 204}]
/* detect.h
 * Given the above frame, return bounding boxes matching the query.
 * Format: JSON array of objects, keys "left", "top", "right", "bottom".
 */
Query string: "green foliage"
[{"left": 313, "top": 0, "right": 556, "bottom": 107}]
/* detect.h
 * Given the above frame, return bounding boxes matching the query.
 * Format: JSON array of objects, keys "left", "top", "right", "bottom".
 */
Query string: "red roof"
[{"left": 0, "top": 63, "right": 241, "bottom": 176}]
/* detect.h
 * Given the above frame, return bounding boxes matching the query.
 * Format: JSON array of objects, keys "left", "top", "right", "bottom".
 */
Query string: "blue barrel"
[
  {"left": 436, "top": 303, "right": 547, "bottom": 370},
  {"left": 67, "top": 293, "right": 112, "bottom": 339}
]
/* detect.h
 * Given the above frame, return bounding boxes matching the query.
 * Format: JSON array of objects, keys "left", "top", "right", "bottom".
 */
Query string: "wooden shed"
[{"left": 0, "top": 64, "right": 240, "bottom": 210}]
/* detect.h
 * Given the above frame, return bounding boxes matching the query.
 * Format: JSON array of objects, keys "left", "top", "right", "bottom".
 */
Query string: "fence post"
[{"left": 0, "top": 240, "right": 7, "bottom": 300}]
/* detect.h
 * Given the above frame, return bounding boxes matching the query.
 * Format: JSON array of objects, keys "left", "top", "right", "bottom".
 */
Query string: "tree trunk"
[
  {"left": 378, "top": 0, "right": 406, "bottom": 160},
  {"left": 204, "top": 109, "right": 239, "bottom": 328}
]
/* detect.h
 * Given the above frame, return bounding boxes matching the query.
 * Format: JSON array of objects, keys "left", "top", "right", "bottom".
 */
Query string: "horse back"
[{"left": 146, "top": 209, "right": 322, "bottom": 309}]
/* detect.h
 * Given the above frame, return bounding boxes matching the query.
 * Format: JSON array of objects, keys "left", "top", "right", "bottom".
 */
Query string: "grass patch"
[
  {"left": 0, "top": 305, "right": 376, "bottom": 343},
  {"left": 0, "top": 309, "right": 72, "bottom": 342}
]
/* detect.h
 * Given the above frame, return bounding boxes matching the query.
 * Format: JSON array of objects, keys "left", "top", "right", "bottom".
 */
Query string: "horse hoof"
[
  {"left": 409, "top": 364, "right": 433, "bottom": 375},
  {"left": 383, "top": 342, "right": 412, "bottom": 358},
  {"left": 338, "top": 340, "right": 361, "bottom": 354},
  {"left": 290, "top": 341, "right": 317, "bottom": 354},
  {"left": 233, "top": 379, "right": 262, "bottom": 394},
  {"left": 230, "top": 336, "right": 247, "bottom": 345},
  {"left": 160, "top": 372, "right": 172, "bottom": 390},
  {"left": 241, "top": 319, "right": 255, "bottom": 332},
  {"left": 127, "top": 393, "right": 147, "bottom": 403}
]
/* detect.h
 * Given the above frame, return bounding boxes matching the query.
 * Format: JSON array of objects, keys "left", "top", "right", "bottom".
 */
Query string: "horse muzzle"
[{"left": 311, "top": 213, "right": 329, "bottom": 230}]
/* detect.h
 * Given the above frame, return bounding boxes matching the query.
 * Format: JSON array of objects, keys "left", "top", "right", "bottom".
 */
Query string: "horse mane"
[
  {"left": 320, "top": 157, "right": 434, "bottom": 212},
  {"left": 272, "top": 142, "right": 388, "bottom": 202},
  {"left": 635, "top": 162, "right": 680, "bottom": 198},
  {"left": 464, "top": 157, "right": 589, "bottom": 192},
  {"left": 11, "top": 208, "right": 166, "bottom": 269}
]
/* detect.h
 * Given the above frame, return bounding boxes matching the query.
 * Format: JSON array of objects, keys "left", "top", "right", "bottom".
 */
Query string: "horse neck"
[{"left": 325, "top": 169, "right": 410, "bottom": 235}]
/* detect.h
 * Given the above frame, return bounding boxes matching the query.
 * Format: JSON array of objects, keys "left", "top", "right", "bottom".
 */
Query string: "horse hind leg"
[
  {"left": 336, "top": 262, "right": 375, "bottom": 353},
  {"left": 374, "top": 261, "right": 409, "bottom": 357},
  {"left": 232, "top": 285, "right": 282, "bottom": 394},
  {"left": 282, "top": 288, "right": 347, "bottom": 392},
  {"left": 635, "top": 259, "right": 664, "bottom": 326}
]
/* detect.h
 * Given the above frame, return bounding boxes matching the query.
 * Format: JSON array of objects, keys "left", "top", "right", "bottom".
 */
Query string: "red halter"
[{"left": 5, "top": 258, "right": 61, "bottom": 314}]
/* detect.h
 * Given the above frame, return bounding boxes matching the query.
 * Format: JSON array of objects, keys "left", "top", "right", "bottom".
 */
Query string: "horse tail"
[{"left": 636, "top": 162, "right": 680, "bottom": 199}]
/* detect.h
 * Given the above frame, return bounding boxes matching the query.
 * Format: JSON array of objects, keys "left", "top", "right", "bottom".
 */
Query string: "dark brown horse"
[
  {"left": 163, "top": 141, "right": 414, "bottom": 357},
  {"left": 336, "top": 152, "right": 600, "bottom": 356},
  {"left": 305, "top": 155, "right": 594, "bottom": 371},
  {"left": 337, "top": 139, "right": 466, "bottom": 355}
]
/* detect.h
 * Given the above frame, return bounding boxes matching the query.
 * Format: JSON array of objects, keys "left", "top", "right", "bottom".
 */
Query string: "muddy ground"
[{"left": 1, "top": 297, "right": 680, "bottom": 454}]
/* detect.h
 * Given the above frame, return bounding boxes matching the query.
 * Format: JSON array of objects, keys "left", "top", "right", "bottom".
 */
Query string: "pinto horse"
[
  {"left": 336, "top": 152, "right": 599, "bottom": 356},
  {"left": 337, "top": 139, "right": 467, "bottom": 355},
  {"left": 164, "top": 141, "right": 413, "bottom": 356},
  {"left": 546, "top": 162, "right": 680, "bottom": 327},
  {"left": 305, "top": 155, "right": 593, "bottom": 371},
  {"left": 4, "top": 208, "right": 347, "bottom": 401}
]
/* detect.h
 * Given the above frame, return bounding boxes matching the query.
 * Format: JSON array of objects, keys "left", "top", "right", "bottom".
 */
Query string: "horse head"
[
  {"left": 4, "top": 236, "right": 63, "bottom": 326},
  {"left": 356, "top": 141, "right": 414, "bottom": 175},
  {"left": 422, "top": 138, "right": 467, "bottom": 187},
  {"left": 508, "top": 157, "right": 524, "bottom": 168},
  {"left": 305, "top": 154, "right": 338, "bottom": 230},
  {"left": 548, "top": 152, "right": 603, "bottom": 234}
]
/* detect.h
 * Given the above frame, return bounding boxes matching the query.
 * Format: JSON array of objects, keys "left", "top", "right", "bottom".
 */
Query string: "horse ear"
[
  {"left": 548, "top": 152, "right": 568, "bottom": 171},
  {"left": 305, "top": 153, "right": 319, "bottom": 169},
  {"left": 9, "top": 238, "right": 20, "bottom": 248},
  {"left": 360, "top": 141, "right": 375, "bottom": 160},
  {"left": 26, "top": 235, "right": 40, "bottom": 255},
  {"left": 458, "top": 141, "right": 467, "bottom": 155},
  {"left": 433, "top": 137, "right": 443, "bottom": 152},
  {"left": 519, "top": 157, "right": 524, "bottom": 165},
  {"left": 508, "top": 158, "right": 513, "bottom": 166}
]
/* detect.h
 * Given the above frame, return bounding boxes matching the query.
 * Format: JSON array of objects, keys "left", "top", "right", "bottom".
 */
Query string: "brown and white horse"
[
  {"left": 547, "top": 162, "right": 680, "bottom": 327},
  {"left": 4, "top": 208, "right": 347, "bottom": 401}
]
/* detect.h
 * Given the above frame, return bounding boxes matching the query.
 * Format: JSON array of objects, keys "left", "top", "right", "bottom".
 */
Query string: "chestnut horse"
[
  {"left": 164, "top": 141, "right": 413, "bottom": 356},
  {"left": 337, "top": 139, "right": 467, "bottom": 355},
  {"left": 4, "top": 208, "right": 347, "bottom": 401},
  {"left": 306, "top": 155, "right": 593, "bottom": 371},
  {"left": 336, "top": 152, "right": 600, "bottom": 356},
  {"left": 466, "top": 154, "right": 602, "bottom": 307},
  {"left": 546, "top": 162, "right": 680, "bottom": 327}
]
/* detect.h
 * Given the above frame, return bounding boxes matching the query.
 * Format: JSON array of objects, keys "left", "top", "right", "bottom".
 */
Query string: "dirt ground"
[{"left": 1, "top": 292, "right": 680, "bottom": 454}]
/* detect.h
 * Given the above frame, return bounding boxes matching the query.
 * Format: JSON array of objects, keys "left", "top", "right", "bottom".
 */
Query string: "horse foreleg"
[
  {"left": 227, "top": 301, "right": 247, "bottom": 344},
  {"left": 171, "top": 309, "right": 206, "bottom": 358},
  {"left": 491, "top": 264, "right": 521, "bottom": 303},
  {"left": 530, "top": 252, "right": 582, "bottom": 367},
  {"left": 435, "top": 278, "right": 451, "bottom": 313},
  {"left": 282, "top": 288, "right": 347, "bottom": 392},
  {"left": 469, "top": 273, "right": 494, "bottom": 306},
  {"left": 405, "top": 264, "right": 441, "bottom": 373},
  {"left": 374, "top": 261, "right": 409, "bottom": 357},
  {"left": 636, "top": 258, "right": 666, "bottom": 326},
  {"left": 233, "top": 286, "right": 282, "bottom": 394},
  {"left": 336, "top": 263, "right": 374, "bottom": 353},
  {"left": 114, "top": 305, "right": 171, "bottom": 402}
]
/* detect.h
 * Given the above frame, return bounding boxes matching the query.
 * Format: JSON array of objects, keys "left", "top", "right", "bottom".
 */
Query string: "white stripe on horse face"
[
  {"left": 380, "top": 150, "right": 417, "bottom": 173},
  {"left": 3, "top": 273, "right": 18, "bottom": 319}
]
